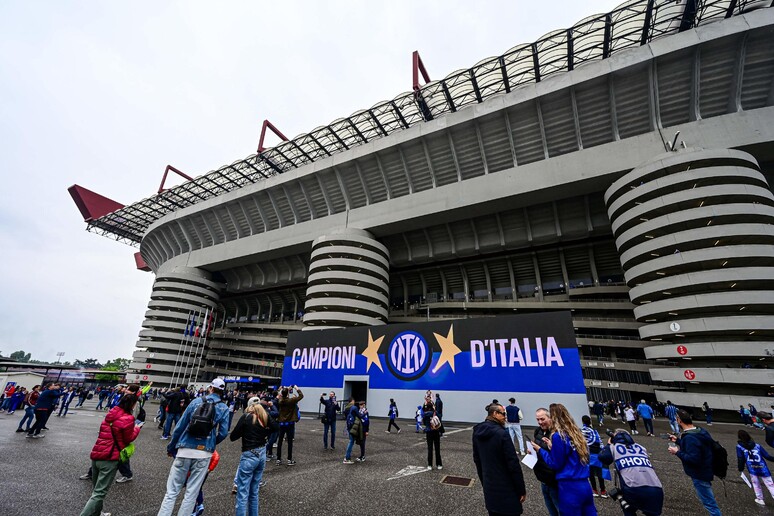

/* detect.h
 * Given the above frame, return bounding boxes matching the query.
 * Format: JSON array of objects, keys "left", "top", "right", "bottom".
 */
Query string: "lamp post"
[{"left": 55, "top": 352, "right": 65, "bottom": 364}]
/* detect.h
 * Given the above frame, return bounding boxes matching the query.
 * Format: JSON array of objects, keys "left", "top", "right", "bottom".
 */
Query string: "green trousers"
[{"left": 79, "top": 460, "right": 119, "bottom": 516}]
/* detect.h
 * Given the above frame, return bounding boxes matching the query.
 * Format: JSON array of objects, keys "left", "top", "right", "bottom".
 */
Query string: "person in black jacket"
[
  {"left": 161, "top": 387, "right": 185, "bottom": 439},
  {"left": 472, "top": 403, "right": 526, "bottom": 516},
  {"left": 230, "top": 397, "right": 278, "bottom": 516},
  {"left": 320, "top": 391, "right": 340, "bottom": 450}
]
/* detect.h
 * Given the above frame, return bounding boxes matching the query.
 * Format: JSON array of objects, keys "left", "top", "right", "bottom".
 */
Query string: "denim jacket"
[{"left": 168, "top": 393, "right": 229, "bottom": 454}]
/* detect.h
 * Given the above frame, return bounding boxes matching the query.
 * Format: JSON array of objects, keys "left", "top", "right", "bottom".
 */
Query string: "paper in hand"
[
  {"left": 521, "top": 451, "right": 538, "bottom": 469},
  {"left": 741, "top": 472, "right": 752, "bottom": 489}
]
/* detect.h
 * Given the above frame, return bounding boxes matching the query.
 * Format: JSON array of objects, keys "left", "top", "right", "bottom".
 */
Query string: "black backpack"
[
  {"left": 711, "top": 439, "right": 728, "bottom": 480},
  {"left": 187, "top": 399, "right": 221, "bottom": 438}
]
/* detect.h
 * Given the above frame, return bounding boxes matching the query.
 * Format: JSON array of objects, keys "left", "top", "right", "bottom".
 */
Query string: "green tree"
[
  {"left": 94, "top": 358, "right": 131, "bottom": 382},
  {"left": 74, "top": 358, "right": 102, "bottom": 368},
  {"left": 9, "top": 350, "right": 32, "bottom": 362}
]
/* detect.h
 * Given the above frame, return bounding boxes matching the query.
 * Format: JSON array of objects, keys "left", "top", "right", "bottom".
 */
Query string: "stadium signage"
[{"left": 283, "top": 312, "right": 584, "bottom": 394}]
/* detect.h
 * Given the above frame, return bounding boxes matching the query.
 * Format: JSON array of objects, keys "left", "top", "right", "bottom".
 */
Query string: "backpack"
[
  {"left": 711, "top": 439, "right": 728, "bottom": 480},
  {"left": 346, "top": 407, "right": 356, "bottom": 430},
  {"left": 187, "top": 399, "right": 221, "bottom": 438},
  {"left": 430, "top": 414, "right": 441, "bottom": 430}
]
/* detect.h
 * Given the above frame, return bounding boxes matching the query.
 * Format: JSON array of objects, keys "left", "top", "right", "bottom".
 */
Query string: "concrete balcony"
[
  {"left": 650, "top": 367, "right": 774, "bottom": 385},
  {"left": 645, "top": 341, "right": 774, "bottom": 359}
]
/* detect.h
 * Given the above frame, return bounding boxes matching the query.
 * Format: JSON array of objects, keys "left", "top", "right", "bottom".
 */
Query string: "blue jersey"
[
  {"left": 664, "top": 405, "right": 678, "bottom": 421},
  {"left": 737, "top": 443, "right": 774, "bottom": 477}
]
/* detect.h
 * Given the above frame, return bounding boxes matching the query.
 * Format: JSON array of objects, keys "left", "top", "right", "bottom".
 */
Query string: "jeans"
[
  {"left": 541, "top": 483, "right": 561, "bottom": 516},
  {"left": 163, "top": 412, "right": 181, "bottom": 437},
  {"left": 79, "top": 460, "right": 119, "bottom": 516},
  {"left": 265, "top": 431, "right": 278, "bottom": 456},
  {"left": 235, "top": 448, "right": 265, "bottom": 516},
  {"left": 345, "top": 434, "right": 357, "bottom": 460},
  {"left": 706, "top": 413, "right": 713, "bottom": 424},
  {"left": 157, "top": 456, "right": 210, "bottom": 516},
  {"left": 506, "top": 423, "right": 525, "bottom": 453},
  {"left": 59, "top": 401, "right": 72, "bottom": 416},
  {"left": 96, "top": 397, "right": 106, "bottom": 410},
  {"left": 18, "top": 406, "right": 35, "bottom": 430},
  {"left": 323, "top": 420, "right": 336, "bottom": 448},
  {"left": 228, "top": 411, "right": 235, "bottom": 430},
  {"left": 118, "top": 459, "right": 132, "bottom": 478},
  {"left": 668, "top": 418, "right": 680, "bottom": 434},
  {"left": 691, "top": 478, "right": 722, "bottom": 516},
  {"left": 642, "top": 418, "right": 654, "bottom": 435},
  {"left": 277, "top": 423, "right": 295, "bottom": 461}
]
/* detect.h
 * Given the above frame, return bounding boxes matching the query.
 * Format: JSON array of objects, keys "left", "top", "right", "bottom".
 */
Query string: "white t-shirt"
[
  {"left": 176, "top": 448, "right": 213, "bottom": 460},
  {"left": 625, "top": 408, "right": 636, "bottom": 422}
]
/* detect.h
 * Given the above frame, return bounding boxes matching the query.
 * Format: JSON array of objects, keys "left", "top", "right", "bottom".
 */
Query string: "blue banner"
[{"left": 282, "top": 312, "right": 584, "bottom": 394}]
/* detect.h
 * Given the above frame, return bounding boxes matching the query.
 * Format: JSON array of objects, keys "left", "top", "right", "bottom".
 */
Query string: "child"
[
  {"left": 415, "top": 405, "right": 424, "bottom": 432},
  {"left": 582, "top": 415, "right": 608, "bottom": 498},
  {"left": 737, "top": 429, "right": 774, "bottom": 506}
]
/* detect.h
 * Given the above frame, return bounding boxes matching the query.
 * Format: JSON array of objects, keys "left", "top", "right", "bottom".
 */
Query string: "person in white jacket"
[{"left": 625, "top": 405, "right": 639, "bottom": 434}]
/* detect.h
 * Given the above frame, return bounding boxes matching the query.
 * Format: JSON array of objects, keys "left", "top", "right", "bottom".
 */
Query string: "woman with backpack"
[
  {"left": 79, "top": 394, "right": 142, "bottom": 516},
  {"left": 230, "top": 397, "right": 277, "bottom": 516},
  {"left": 344, "top": 401, "right": 370, "bottom": 463}
]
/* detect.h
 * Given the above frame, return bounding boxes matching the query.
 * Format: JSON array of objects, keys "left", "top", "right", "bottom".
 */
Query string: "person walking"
[
  {"left": 423, "top": 403, "right": 443, "bottom": 470},
  {"left": 415, "top": 405, "right": 424, "bottom": 432},
  {"left": 532, "top": 403, "right": 597, "bottom": 516},
  {"left": 531, "top": 407, "right": 560, "bottom": 516},
  {"left": 275, "top": 385, "right": 303, "bottom": 466},
  {"left": 157, "top": 378, "right": 230, "bottom": 516},
  {"left": 703, "top": 402, "right": 713, "bottom": 426},
  {"left": 581, "top": 416, "right": 607, "bottom": 498},
  {"left": 668, "top": 409, "right": 722, "bottom": 516},
  {"left": 78, "top": 393, "right": 142, "bottom": 516},
  {"left": 320, "top": 391, "right": 339, "bottom": 449},
  {"left": 636, "top": 400, "right": 654, "bottom": 436},
  {"left": 161, "top": 387, "right": 185, "bottom": 439},
  {"left": 230, "top": 397, "right": 277, "bottom": 516},
  {"left": 664, "top": 401, "right": 679, "bottom": 434},
  {"left": 505, "top": 397, "right": 526, "bottom": 455},
  {"left": 472, "top": 403, "right": 526, "bottom": 515},
  {"left": 386, "top": 398, "right": 400, "bottom": 434},
  {"left": 593, "top": 401, "right": 605, "bottom": 427},
  {"left": 737, "top": 429, "right": 774, "bottom": 506},
  {"left": 599, "top": 428, "right": 664, "bottom": 515},
  {"left": 625, "top": 405, "right": 638, "bottom": 435},
  {"left": 16, "top": 385, "right": 40, "bottom": 433},
  {"left": 58, "top": 387, "right": 77, "bottom": 417},
  {"left": 26, "top": 383, "right": 62, "bottom": 438}
]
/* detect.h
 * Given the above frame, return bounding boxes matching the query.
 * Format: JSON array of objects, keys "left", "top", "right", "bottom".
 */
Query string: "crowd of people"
[{"left": 5, "top": 380, "right": 774, "bottom": 515}]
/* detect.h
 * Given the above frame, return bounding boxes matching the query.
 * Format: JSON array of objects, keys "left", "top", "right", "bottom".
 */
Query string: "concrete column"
[{"left": 303, "top": 228, "right": 390, "bottom": 329}]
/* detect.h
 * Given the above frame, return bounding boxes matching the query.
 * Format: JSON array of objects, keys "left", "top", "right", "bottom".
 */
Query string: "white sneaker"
[
  {"left": 426, "top": 465, "right": 432, "bottom": 470},
  {"left": 755, "top": 499, "right": 765, "bottom": 506},
  {"left": 437, "top": 465, "right": 443, "bottom": 470},
  {"left": 115, "top": 476, "right": 133, "bottom": 483}
]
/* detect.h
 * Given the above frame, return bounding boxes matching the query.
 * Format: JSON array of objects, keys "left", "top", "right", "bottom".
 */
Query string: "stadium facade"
[{"left": 70, "top": 1, "right": 774, "bottom": 413}]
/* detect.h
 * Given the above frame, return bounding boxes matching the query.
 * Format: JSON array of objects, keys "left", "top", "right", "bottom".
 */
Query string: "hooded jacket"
[
  {"left": 675, "top": 427, "right": 715, "bottom": 482},
  {"left": 90, "top": 406, "right": 141, "bottom": 461},
  {"left": 472, "top": 419, "right": 526, "bottom": 515},
  {"left": 737, "top": 438, "right": 774, "bottom": 477}
]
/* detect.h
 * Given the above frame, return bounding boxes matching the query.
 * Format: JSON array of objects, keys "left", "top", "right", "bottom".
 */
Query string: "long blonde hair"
[
  {"left": 246, "top": 402, "right": 269, "bottom": 427},
  {"left": 550, "top": 403, "right": 589, "bottom": 465}
]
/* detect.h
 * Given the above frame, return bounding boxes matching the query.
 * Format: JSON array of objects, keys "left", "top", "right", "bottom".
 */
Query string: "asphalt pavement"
[{"left": 0, "top": 399, "right": 768, "bottom": 515}]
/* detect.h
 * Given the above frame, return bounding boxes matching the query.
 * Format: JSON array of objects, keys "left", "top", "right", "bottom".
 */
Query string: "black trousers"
[
  {"left": 426, "top": 431, "right": 442, "bottom": 467},
  {"left": 277, "top": 423, "right": 296, "bottom": 460},
  {"left": 28, "top": 408, "right": 52, "bottom": 435},
  {"left": 388, "top": 419, "right": 400, "bottom": 432}
]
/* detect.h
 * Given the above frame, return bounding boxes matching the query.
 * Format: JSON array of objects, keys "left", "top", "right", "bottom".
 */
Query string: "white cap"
[
  {"left": 210, "top": 378, "right": 225, "bottom": 390},
  {"left": 247, "top": 396, "right": 262, "bottom": 406}
]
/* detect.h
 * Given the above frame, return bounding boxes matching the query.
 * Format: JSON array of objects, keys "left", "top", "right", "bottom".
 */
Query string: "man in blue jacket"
[
  {"left": 636, "top": 399, "right": 655, "bottom": 436},
  {"left": 473, "top": 403, "right": 526, "bottom": 515},
  {"left": 157, "top": 378, "right": 229, "bottom": 516},
  {"left": 26, "top": 383, "right": 61, "bottom": 438},
  {"left": 669, "top": 409, "right": 721, "bottom": 516},
  {"left": 320, "top": 391, "right": 339, "bottom": 450}
]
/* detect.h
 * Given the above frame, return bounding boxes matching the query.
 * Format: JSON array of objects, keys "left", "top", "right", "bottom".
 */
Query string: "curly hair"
[{"left": 549, "top": 403, "right": 589, "bottom": 464}]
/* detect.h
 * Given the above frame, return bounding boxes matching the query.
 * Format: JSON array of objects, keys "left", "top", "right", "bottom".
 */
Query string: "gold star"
[
  {"left": 432, "top": 325, "right": 462, "bottom": 374},
  {"left": 362, "top": 330, "right": 385, "bottom": 373}
]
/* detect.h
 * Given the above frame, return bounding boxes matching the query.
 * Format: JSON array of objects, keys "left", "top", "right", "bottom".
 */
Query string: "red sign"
[
  {"left": 145, "top": 364, "right": 152, "bottom": 369},
  {"left": 143, "top": 375, "right": 148, "bottom": 381},
  {"left": 684, "top": 369, "right": 696, "bottom": 381},
  {"left": 677, "top": 345, "right": 688, "bottom": 356}
]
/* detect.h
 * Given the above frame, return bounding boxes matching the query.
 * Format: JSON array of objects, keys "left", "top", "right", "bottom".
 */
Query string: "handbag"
[
  {"left": 109, "top": 423, "right": 136, "bottom": 463},
  {"left": 321, "top": 414, "right": 329, "bottom": 424}
]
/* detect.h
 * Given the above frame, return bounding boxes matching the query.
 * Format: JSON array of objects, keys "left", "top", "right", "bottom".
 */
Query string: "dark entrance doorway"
[{"left": 344, "top": 380, "right": 368, "bottom": 404}]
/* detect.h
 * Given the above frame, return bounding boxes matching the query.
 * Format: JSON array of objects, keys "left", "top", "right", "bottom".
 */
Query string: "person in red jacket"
[{"left": 79, "top": 393, "right": 143, "bottom": 516}]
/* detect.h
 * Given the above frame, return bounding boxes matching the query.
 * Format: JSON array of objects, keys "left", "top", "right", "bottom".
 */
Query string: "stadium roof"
[{"left": 71, "top": 0, "right": 771, "bottom": 246}]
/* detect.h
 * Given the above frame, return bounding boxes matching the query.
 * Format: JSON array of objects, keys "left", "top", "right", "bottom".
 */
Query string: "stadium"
[{"left": 69, "top": 1, "right": 774, "bottom": 414}]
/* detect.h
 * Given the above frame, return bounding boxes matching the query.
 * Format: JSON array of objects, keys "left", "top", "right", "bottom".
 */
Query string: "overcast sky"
[{"left": 0, "top": 0, "right": 623, "bottom": 364}]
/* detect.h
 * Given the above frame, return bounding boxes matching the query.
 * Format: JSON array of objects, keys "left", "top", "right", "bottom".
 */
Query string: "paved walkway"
[{"left": 0, "top": 400, "right": 765, "bottom": 515}]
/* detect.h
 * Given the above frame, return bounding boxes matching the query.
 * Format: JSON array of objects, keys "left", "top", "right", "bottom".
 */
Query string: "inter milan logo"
[{"left": 387, "top": 331, "right": 431, "bottom": 381}]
